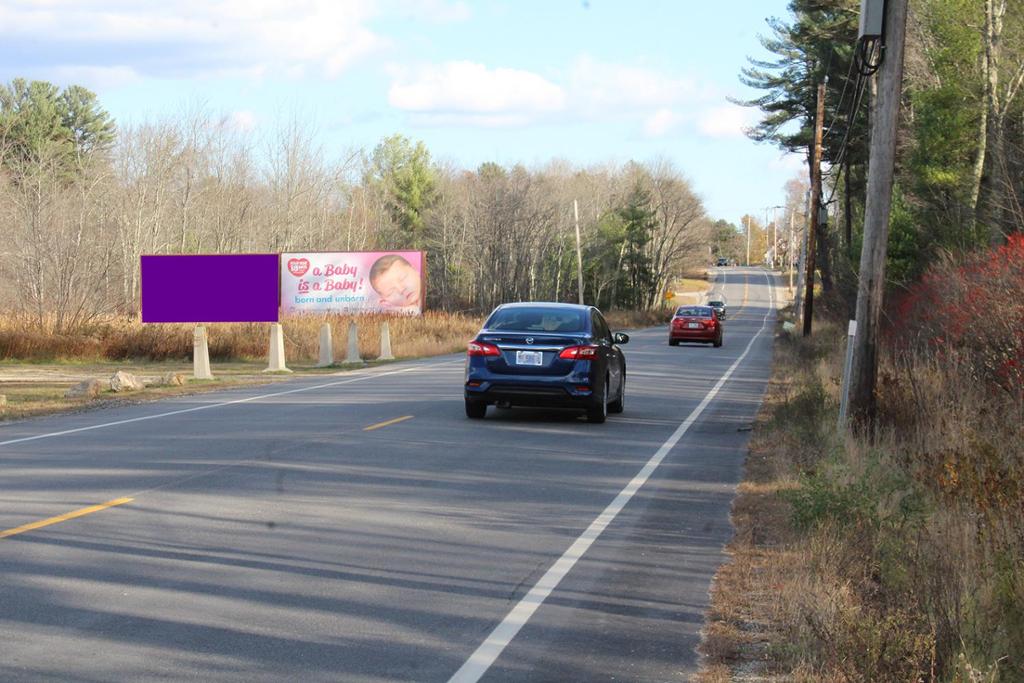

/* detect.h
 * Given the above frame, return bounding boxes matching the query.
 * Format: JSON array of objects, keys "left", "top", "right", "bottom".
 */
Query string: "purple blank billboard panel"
[{"left": 141, "top": 254, "right": 280, "bottom": 323}]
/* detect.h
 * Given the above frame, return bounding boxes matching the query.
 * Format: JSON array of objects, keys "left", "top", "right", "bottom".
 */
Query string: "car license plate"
[
  {"left": 516, "top": 350, "right": 543, "bottom": 366},
  {"left": 687, "top": 322, "right": 701, "bottom": 329}
]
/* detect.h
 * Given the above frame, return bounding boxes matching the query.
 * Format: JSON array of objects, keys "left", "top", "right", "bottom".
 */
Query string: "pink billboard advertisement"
[{"left": 281, "top": 251, "right": 425, "bottom": 315}]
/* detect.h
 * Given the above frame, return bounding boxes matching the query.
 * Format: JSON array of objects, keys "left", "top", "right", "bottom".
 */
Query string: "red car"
[{"left": 669, "top": 305, "right": 723, "bottom": 347}]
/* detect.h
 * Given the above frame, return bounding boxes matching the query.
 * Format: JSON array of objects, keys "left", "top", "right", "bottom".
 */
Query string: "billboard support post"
[
  {"left": 379, "top": 322, "right": 395, "bottom": 361},
  {"left": 193, "top": 326, "right": 213, "bottom": 380},
  {"left": 317, "top": 323, "right": 334, "bottom": 367},
  {"left": 265, "top": 323, "right": 292, "bottom": 373},
  {"left": 344, "top": 321, "right": 364, "bottom": 365}
]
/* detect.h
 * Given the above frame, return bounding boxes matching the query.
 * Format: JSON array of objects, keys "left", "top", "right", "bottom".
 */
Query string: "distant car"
[
  {"left": 464, "top": 302, "right": 629, "bottom": 423},
  {"left": 716, "top": 257, "right": 729, "bottom": 267},
  {"left": 669, "top": 305, "right": 723, "bottom": 347},
  {"left": 707, "top": 299, "right": 727, "bottom": 320}
]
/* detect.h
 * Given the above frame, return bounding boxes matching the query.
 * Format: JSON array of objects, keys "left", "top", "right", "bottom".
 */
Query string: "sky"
[{"left": 0, "top": 0, "right": 805, "bottom": 225}]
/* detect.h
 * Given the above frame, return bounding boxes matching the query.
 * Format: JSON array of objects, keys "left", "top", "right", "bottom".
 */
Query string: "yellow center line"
[
  {"left": 363, "top": 415, "right": 414, "bottom": 432},
  {"left": 0, "top": 497, "right": 134, "bottom": 540}
]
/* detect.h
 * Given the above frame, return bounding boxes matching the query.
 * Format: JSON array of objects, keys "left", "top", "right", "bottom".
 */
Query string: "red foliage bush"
[{"left": 888, "top": 234, "right": 1024, "bottom": 393}]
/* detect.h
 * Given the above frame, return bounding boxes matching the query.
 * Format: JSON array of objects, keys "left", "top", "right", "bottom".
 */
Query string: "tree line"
[
  {"left": 741, "top": 0, "right": 1024, "bottom": 306},
  {"left": 0, "top": 79, "right": 718, "bottom": 333}
]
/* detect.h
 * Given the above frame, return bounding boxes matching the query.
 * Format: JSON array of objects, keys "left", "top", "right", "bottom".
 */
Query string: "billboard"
[
  {"left": 281, "top": 251, "right": 424, "bottom": 315},
  {"left": 141, "top": 254, "right": 280, "bottom": 323}
]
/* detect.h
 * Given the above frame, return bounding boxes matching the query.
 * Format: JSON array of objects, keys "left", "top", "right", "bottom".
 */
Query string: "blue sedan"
[{"left": 464, "top": 303, "right": 629, "bottom": 423}]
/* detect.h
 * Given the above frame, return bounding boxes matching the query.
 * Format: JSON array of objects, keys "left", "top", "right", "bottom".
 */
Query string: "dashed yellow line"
[
  {"left": 363, "top": 415, "right": 414, "bottom": 432},
  {"left": 0, "top": 497, "right": 134, "bottom": 540}
]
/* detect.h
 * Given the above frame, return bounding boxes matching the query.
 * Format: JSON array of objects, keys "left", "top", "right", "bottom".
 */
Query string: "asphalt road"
[{"left": 0, "top": 268, "right": 778, "bottom": 682}]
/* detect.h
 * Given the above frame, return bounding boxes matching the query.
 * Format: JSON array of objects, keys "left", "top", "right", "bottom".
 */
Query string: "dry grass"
[
  {"left": 0, "top": 312, "right": 484, "bottom": 421},
  {"left": 675, "top": 275, "right": 713, "bottom": 293},
  {"left": 0, "top": 311, "right": 483, "bottom": 363},
  {"left": 0, "top": 361, "right": 296, "bottom": 422},
  {"left": 604, "top": 308, "right": 673, "bottom": 329},
  {"left": 698, "top": 302, "right": 1024, "bottom": 682}
]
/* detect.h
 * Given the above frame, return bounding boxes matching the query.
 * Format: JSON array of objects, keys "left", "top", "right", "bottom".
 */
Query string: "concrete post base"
[
  {"left": 378, "top": 321, "right": 395, "bottom": 360},
  {"left": 344, "top": 321, "right": 364, "bottom": 365},
  {"left": 264, "top": 323, "right": 292, "bottom": 373},
  {"left": 193, "top": 326, "right": 213, "bottom": 380},
  {"left": 317, "top": 323, "right": 334, "bottom": 367}
]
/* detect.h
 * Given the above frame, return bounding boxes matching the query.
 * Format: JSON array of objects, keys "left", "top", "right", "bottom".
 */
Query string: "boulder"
[
  {"left": 65, "top": 379, "right": 103, "bottom": 399},
  {"left": 161, "top": 372, "right": 186, "bottom": 387},
  {"left": 110, "top": 370, "right": 144, "bottom": 392}
]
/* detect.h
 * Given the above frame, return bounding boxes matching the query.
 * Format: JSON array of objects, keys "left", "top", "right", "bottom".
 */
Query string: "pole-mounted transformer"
[{"left": 859, "top": 0, "right": 885, "bottom": 40}]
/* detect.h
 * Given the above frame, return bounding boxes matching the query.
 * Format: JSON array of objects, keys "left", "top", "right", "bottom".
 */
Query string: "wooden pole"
[
  {"left": 802, "top": 81, "right": 826, "bottom": 336},
  {"left": 573, "top": 199, "right": 584, "bottom": 305},
  {"left": 848, "top": 0, "right": 910, "bottom": 426},
  {"left": 745, "top": 214, "right": 751, "bottom": 266},
  {"left": 789, "top": 211, "right": 795, "bottom": 292}
]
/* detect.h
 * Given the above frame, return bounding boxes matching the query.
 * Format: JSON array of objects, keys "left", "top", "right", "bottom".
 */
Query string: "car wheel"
[
  {"left": 608, "top": 374, "right": 624, "bottom": 414},
  {"left": 713, "top": 334, "right": 723, "bottom": 348},
  {"left": 465, "top": 399, "right": 487, "bottom": 419},
  {"left": 668, "top": 339, "right": 679, "bottom": 346},
  {"left": 586, "top": 378, "right": 608, "bottom": 424}
]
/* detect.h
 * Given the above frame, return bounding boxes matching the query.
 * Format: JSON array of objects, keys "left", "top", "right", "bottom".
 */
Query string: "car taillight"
[
  {"left": 559, "top": 345, "right": 599, "bottom": 360},
  {"left": 467, "top": 341, "right": 501, "bottom": 357},
  {"left": 672, "top": 318, "right": 685, "bottom": 328}
]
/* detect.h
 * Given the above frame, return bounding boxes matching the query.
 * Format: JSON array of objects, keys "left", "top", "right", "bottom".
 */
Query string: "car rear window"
[
  {"left": 676, "top": 306, "right": 712, "bottom": 318},
  {"left": 486, "top": 307, "right": 588, "bottom": 333},
  {"left": 707, "top": 301, "right": 725, "bottom": 307}
]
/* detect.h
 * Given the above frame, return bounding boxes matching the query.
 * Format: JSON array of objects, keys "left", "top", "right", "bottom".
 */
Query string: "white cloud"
[
  {"left": 228, "top": 109, "right": 257, "bottom": 131},
  {"left": 388, "top": 61, "right": 566, "bottom": 119},
  {"left": 643, "top": 108, "right": 681, "bottom": 137},
  {"left": 46, "top": 65, "right": 141, "bottom": 90},
  {"left": 389, "top": 0, "right": 471, "bottom": 23},
  {"left": 384, "top": 53, "right": 748, "bottom": 139},
  {"left": 568, "top": 55, "right": 700, "bottom": 112},
  {"left": 697, "top": 103, "right": 758, "bottom": 139},
  {"left": 387, "top": 56, "right": 712, "bottom": 129},
  {"left": 0, "top": 1, "right": 386, "bottom": 81}
]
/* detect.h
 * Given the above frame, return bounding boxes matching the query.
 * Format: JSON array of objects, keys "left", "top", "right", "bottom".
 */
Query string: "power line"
[
  {"left": 821, "top": 37, "right": 879, "bottom": 206},
  {"left": 823, "top": 52, "right": 858, "bottom": 141}
]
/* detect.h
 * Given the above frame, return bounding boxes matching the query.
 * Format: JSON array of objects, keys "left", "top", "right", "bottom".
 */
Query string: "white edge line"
[
  {"left": 0, "top": 360, "right": 462, "bottom": 448},
  {"left": 448, "top": 272, "right": 775, "bottom": 683}
]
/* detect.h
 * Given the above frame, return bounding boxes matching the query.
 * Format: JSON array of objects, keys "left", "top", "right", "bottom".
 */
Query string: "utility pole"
[
  {"left": 848, "top": 0, "right": 909, "bottom": 427},
  {"left": 794, "top": 191, "right": 810, "bottom": 319},
  {"left": 744, "top": 214, "right": 751, "bottom": 266},
  {"left": 802, "top": 81, "right": 826, "bottom": 336},
  {"left": 764, "top": 205, "right": 783, "bottom": 268},
  {"left": 788, "top": 210, "right": 795, "bottom": 292},
  {"left": 573, "top": 199, "right": 584, "bottom": 305},
  {"left": 793, "top": 222, "right": 807, "bottom": 320},
  {"left": 773, "top": 208, "right": 778, "bottom": 269}
]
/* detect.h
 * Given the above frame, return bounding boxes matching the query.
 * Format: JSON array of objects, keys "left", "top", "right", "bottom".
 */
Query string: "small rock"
[
  {"left": 110, "top": 370, "right": 144, "bottom": 392},
  {"left": 782, "top": 321, "right": 797, "bottom": 335},
  {"left": 66, "top": 379, "right": 103, "bottom": 399},
  {"left": 161, "top": 372, "right": 186, "bottom": 387}
]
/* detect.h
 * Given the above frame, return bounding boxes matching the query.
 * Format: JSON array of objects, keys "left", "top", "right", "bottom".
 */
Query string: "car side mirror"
[{"left": 613, "top": 332, "right": 630, "bottom": 344}]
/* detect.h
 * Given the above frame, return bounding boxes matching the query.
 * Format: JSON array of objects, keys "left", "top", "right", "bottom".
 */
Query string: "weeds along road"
[{"left": 0, "top": 268, "right": 778, "bottom": 683}]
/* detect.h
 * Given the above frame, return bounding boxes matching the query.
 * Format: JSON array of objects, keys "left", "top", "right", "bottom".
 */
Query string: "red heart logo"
[{"left": 287, "top": 258, "right": 310, "bottom": 277}]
